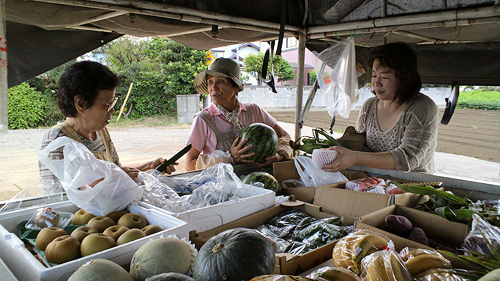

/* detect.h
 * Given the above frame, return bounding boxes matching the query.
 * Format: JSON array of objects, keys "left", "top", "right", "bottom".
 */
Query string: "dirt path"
[{"left": 268, "top": 109, "right": 500, "bottom": 162}]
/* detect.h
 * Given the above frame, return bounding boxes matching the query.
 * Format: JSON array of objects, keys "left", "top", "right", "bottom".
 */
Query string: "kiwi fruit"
[
  {"left": 45, "top": 235, "right": 81, "bottom": 264},
  {"left": 117, "top": 229, "right": 146, "bottom": 245},
  {"left": 118, "top": 213, "right": 147, "bottom": 229},
  {"left": 80, "top": 233, "right": 116, "bottom": 256},
  {"left": 71, "top": 209, "right": 96, "bottom": 225},
  {"left": 106, "top": 210, "right": 129, "bottom": 223},
  {"left": 87, "top": 216, "right": 115, "bottom": 233},
  {"left": 36, "top": 227, "right": 67, "bottom": 251},
  {"left": 103, "top": 225, "right": 129, "bottom": 242},
  {"left": 142, "top": 225, "right": 163, "bottom": 236},
  {"left": 71, "top": 226, "right": 98, "bottom": 243}
]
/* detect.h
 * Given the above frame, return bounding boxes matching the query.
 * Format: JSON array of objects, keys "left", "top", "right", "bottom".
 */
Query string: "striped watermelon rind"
[
  {"left": 242, "top": 171, "right": 281, "bottom": 195},
  {"left": 239, "top": 123, "right": 278, "bottom": 163}
]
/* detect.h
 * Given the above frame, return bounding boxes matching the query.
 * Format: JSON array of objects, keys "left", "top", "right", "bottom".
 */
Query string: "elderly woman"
[
  {"left": 39, "top": 61, "right": 176, "bottom": 192},
  {"left": 323, "top": 42, "right": 438, "bottom": 173},
  {"left": 185, "top": 58, "right": 293, "bottom": 171}
]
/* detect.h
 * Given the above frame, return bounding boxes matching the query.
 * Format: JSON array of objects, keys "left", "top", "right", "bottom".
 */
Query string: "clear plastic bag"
[
  {"left": 332, "top": 229, "right": 395, "bottom": 274},
  {"left": 312, "top": 37, "right": 359, "bottom": 119},
  {"left": 140, "top": 163, "right": 268, "bottom": 214},
  {"left": 37, "top": 136, "right": 143, "bottom": 216},
  {"left": 360, "top": 250, "right": 412, "bottom": 281},
  {"left": 294, "top": 156, "right": 348, "bottom": 187},
  {"left": 462, "top": 213, "right": 500, "bottom": 256},
  {"left": 25, "top": 207, "right": 73, "bottom": 230}
]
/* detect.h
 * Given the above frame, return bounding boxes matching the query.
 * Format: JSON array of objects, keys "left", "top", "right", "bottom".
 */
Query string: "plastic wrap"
[
  {"left": 462, "top": 213, "right": 500, "bottom": 256},
  {"left": 0, "top": 186, "right": 66, "bottom": 214},
  {"left": 361, "top": 250, "right": 412, "bottom": 281},
  {"left": 414, "top": 269, "right": 471, "bottom": 281},
  {"left": 332, "top": 229, "right": 395, "bottom": 274},
  {"left": 24, "top": 207, "right": 73, "bottom": 230},
  {"left": 307, "top": 266, "right": 361, "bottom": 281},
  {"left": 255, "top": 210, "right": 350, "bottom": 255},
  {"left": 399, "top": 247, "right": 452, "bottom": 277},
  {"left": 140, "top": 163, "right": 268, "bottom": 214}
]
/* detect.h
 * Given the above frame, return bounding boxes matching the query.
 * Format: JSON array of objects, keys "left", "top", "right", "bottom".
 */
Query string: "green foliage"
[
  {"left": 8, "top": 83, "right": 47, "bottom": 129},
  {"left": 459, "top": 89, "right": 500, "bottom": 101},
  {"left": 455, "top": 89, "right": 500, "bottom": 110},
  {"left": 97, "top": 36, "right": 156, "bottom": 73},
  {"left": 243, "top": 52, "right": 296, "bottom": 85},
  {"left": 457, "top": 100, "right": 500, "bottom": 110}
]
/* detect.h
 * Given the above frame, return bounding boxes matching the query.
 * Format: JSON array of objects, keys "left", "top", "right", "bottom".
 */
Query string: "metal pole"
[
  {"left": 295, "top": 31, "right": 306, "bottom": 141},
  {"left": 0, "top": 0, "right": 7, "bottom": 134}
]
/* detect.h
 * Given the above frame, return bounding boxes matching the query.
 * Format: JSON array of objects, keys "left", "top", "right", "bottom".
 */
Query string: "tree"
[
  {"left": 96, "top": 36, "right": 157, "bottom": 73},
  {"left": 243, "top": 52, "right": 296, "bottom": 85},
  {"left": 144, "top": 38, "right": 208, "bottom": 96}
]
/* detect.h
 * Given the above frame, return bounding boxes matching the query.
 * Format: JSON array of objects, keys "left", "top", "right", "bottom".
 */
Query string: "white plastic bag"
[
  {"left": 312, "top": 37, "right": 359, "bottom": 118},
  {"left": 294, "top": 156, "right": 348, "bottom": 187},
  {"left": 38, "top": 136, "right": 143, "bottom": 216}
]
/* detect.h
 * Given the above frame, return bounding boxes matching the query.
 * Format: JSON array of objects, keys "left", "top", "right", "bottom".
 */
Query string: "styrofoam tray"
[
  {"left": 0, "top": 200, "right": 188, "bottom": 281},
  {"left": 140, "top": 187, "right": 276, "bottom": 232}
]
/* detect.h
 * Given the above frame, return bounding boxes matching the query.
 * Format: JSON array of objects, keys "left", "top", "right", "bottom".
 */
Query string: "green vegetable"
[{"left": 192, "top": 228, "right": 275, "bottom": 281}]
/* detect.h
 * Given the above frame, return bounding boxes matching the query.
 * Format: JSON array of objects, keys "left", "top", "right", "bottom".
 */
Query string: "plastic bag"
[
  {"left": 462, "top": 213, "right": 500, "bottom": 256},
  {"left": 140, "top": 163, "right": 269, "bottom": 214},
  {"left": 294, "top": 156, "right": 348, "bottom": 187},
  {"left": 312, "top": 37, "right": 359, "bottom": 119},
  {"left": 24, "top": 207, "right": 73, "bottom": 230},
  {"left": 37, "top": 136, "right": 143, "bottom": 216},
  {"left": 361, "top": 250, "right": 412, "bottom": 281}
]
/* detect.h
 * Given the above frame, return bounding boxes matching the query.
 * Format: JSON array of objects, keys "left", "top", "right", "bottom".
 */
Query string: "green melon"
[
  {"left": 239, "top": 123, "right": 278, "bottom": 163},
  {"left": 68, "top": 259, "right": 133, "bottom": 281},
  {"left": 192, "top": 228, "right": 275, "bottom": 281},
  {"left": 145, "top": 272, "right": 195, "bottom": 281},
  {"left": 130, "top": 237, "right": 195, "bottom": 281},
  {"left": 242, "top": 171, "right": 282, "bottom": 195}
]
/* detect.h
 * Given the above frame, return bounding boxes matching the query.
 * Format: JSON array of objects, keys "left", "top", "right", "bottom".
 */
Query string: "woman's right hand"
[
  {"left": 121, "top": 166, "right": 141, "bottom": 180},
  {"left": 229, "top": 137, "right": 256, "bottom": 163}
]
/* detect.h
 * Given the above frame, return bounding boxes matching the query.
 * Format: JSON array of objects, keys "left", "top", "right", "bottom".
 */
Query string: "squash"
[{"left": 192, "top": 228, "right": 275, "bottom": 281}]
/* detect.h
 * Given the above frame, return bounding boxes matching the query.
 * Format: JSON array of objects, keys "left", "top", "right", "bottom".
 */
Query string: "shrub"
[
  {"left": 457, "top": 100, "right": 500, "bottom": 111},
  {"left": 8, "top": 83, "right": 47, "bottom": 129}
]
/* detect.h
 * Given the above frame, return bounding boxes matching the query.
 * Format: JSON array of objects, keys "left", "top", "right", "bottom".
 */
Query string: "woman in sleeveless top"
[
  {"left": 186, "top": 58, "right": 293, "bottom": 171},
  {"left": 39, "top": 61, "right": 177, "bottom": 193},
  {"left": 323, "top": 43, "right": 438, "bottom": 173}
]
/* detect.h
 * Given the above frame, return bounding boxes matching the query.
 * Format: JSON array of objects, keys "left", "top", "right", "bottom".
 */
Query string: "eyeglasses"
[{"left": 95, "top": 97, "right": 118, "bottom": 112}]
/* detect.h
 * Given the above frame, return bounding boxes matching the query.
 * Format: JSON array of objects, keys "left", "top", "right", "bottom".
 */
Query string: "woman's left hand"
[
  {"left": 252, "top": 153, "right": 285, "bottom": 168},
  {"left": 121, "top": 166, "right": 141, "bottom": 180},
  {"left": 322, "top": 146, "right": 358, "bottom": 172}
]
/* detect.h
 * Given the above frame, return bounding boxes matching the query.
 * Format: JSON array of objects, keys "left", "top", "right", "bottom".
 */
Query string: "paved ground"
[{"left": 0, "top": 109, "right": 498, "bottom": 202}]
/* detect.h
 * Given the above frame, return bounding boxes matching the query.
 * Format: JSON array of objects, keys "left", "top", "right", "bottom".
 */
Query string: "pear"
[{"left": 117, "top": 229, "right": 146, "bottom": 245}]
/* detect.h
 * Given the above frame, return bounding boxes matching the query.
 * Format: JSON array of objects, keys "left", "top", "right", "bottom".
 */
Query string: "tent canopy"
[{"left": 6, "top": 0, "right": 500, "bottom": 87}]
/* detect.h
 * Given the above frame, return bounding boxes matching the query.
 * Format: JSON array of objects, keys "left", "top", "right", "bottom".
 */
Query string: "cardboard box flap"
[
  {"left": 274, "top": 160, "right": 299, "bottom": 183},
  {"left": 314, "top": 185, "right": 391, "bottom": 217}
]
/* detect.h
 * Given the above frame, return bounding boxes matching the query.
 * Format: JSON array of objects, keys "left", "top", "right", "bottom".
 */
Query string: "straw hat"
[{"left": 193, "top": 58, "right": 244, "bottom": 95}]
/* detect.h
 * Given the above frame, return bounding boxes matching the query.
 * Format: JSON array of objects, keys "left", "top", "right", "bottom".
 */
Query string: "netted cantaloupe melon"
[
  {"left": 68, "top": 259, "right": 133, "bottom": 281},
  {"left": 130, "top": 237, "right": 195, "bottom": 281}
]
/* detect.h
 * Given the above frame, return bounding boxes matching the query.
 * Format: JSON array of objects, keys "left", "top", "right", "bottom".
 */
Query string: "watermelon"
[
  {"left": 239, "top": 123, "right": 278, "bottom": 163},
  {"left": 242, "top": 171, "right": 281, "bottom": 195}
]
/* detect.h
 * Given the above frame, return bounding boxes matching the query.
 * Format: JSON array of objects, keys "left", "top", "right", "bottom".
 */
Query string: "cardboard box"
[
  {"left": 190, "top": 201, "right": 356, "bottom": 275},
  {"left": 139, "top": 187, "right": 275, "bottom": 232},
  {"left": 273, "top": 160, "right": 427, "bottom": 212},
  {"left": 355, "top": 205, "right": 475, "bottom": 269},
  {"left": 0, "top": 201, "right": 188, "bottom": 281}
]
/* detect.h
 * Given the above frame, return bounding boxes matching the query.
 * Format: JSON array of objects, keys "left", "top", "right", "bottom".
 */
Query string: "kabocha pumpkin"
[{"left": 193, "top": 228, "right": 275, "bottom": 281}]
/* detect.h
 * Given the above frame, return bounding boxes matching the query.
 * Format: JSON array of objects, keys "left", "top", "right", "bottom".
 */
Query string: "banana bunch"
[
  {"left": 307, "top": 266, "right": 361, "bottom": 281},
  {"left": 332, "top": 230, "right": 390, "bottom": 274},
  {"left": 400, "top": 248, "right": 453, "bottom": 277},
  {"left": 414, "top": 269, "right": 467, "bottom": 281},
  {"left": 361, "top": 251, "right": 412, "bottom": 281}
]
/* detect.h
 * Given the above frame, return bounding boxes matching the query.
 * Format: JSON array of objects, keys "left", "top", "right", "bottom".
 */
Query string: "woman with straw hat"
[{"left": 185, "top": 58, "right": 292, "bottom": 171}]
